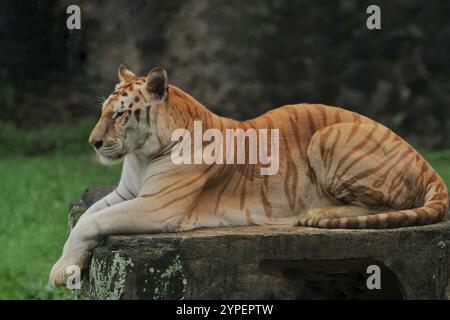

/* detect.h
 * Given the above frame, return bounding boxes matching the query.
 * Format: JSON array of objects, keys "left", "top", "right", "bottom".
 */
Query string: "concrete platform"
[{"left": 69, "top": 186, "right": 450, "bottom": 300}]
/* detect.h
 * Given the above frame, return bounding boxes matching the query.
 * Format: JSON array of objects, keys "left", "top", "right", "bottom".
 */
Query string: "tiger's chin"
[{"left": 97, "top": 153, "right": 126, "bottom": 166}]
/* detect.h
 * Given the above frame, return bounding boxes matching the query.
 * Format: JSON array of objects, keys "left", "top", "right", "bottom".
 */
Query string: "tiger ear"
[
  {"left": 146, "top": 67, "right": 168, "bottom": 101},
  {"left": 118, "top": 64, "right": 136, "bottom": 82}
]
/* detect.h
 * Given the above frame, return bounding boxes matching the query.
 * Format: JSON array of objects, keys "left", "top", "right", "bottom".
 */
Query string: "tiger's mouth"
[
  {"left": 94, "top": 138, "right": 127, "bottom": 165},
  {"left": 98, "top": 152, "right": 126, "bottom": 165},
  {"left": 96, "top": 144, "right": 127, "bottom": 165}
]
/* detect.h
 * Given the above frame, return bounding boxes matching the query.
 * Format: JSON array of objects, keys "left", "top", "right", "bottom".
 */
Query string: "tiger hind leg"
[{"left": 302, "top": 122, "right": 434, "bottom": 229}]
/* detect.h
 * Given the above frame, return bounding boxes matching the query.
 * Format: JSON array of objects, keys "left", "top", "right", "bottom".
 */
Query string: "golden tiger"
[{"left": 49, "top": 65, "right": 449, "bottom": 287}]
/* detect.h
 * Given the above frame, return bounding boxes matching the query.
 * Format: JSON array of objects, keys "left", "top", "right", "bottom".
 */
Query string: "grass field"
[
  {"left": 0, "top": 154, "right": 120, "bottom": 299},
  {"left": 0, "top": 150, "right": 448, "bottom": 299}
]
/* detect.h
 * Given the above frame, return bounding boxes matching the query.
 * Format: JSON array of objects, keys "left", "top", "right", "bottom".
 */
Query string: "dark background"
[{"left": 1, "top": 0, "right": 449, "bottom": 151}]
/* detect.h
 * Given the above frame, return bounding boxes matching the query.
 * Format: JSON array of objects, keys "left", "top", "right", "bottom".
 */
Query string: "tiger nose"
[{"left": 90, "top": 139, "right": 103, "bottom": 149}]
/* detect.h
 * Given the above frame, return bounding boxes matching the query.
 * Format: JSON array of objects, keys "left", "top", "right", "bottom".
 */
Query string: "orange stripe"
[
  {"left": 335, "top": 124, "right": 378, "bottom": 175},
  {"left": 260, "top": 184, "right": 273, "bottom": 218},
  {"left": 324, "top": 129, "right": 341, "bottom": 176},
  {"left": 339, "top": 129, "right": 390, "bottom": 178},
  {"left": 305, "top": 109, "right": 316, "bottom": 136}
]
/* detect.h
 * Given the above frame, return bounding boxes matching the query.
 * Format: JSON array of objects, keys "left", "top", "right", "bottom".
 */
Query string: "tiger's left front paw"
[{"left": 49, "top": 255, "right": 85, "bottom": 288}]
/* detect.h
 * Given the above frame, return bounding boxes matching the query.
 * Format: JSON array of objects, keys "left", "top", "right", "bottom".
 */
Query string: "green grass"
[
  {"left": 0, "top": 149, "right": 448, "bottom": 299},
  {"left": 0, "top": 153, "right": 120, "bottom": 299},
  {"left": 0, "top": 117, "right": 98, "bottom": 156}
]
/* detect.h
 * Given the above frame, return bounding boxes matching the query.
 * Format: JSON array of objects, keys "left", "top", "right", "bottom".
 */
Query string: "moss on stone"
[
  {"left": 148, "top": 255, "right": 187, "bottom": 300},
  {"left": 88, "top": 252, "right": 134, "bottom": 300}
]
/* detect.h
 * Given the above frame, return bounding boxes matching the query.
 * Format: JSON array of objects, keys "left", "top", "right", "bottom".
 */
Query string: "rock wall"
[{"left": 2, "top": 1, "right": 450, "bottom": 147}]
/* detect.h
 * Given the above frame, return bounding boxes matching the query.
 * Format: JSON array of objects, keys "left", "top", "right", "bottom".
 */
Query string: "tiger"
[{"left": 49, "top": 65, "right": 449, "bottom": 287}]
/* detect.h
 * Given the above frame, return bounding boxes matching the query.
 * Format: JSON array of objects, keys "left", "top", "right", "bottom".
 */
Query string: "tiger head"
[{"left": 88, "top": 65, "right": 174, "bottom": 165}]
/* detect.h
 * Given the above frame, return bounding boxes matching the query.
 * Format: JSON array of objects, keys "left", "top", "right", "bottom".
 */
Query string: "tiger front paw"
[{"left": 49, "top": 255, "right": 84, "bottom": 288}]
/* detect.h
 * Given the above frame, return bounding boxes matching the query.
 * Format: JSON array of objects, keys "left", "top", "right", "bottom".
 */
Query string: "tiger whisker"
[{"left": 93, "top": 96, "right": 107, "bottom": 106}]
